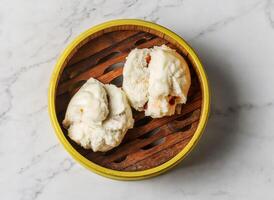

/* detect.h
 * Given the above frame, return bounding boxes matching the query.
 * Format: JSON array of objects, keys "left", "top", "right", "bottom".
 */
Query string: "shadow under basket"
[{"left": 49, "top": 19, "right": 210, "bottom": 180}]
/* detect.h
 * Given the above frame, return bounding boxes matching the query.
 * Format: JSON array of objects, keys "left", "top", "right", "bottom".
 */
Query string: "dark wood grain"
[{"left": 55, "top": 27, "right": 202, "bottom": 171}]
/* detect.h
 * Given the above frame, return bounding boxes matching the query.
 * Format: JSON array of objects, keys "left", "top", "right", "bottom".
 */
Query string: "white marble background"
[{"left": 0, "top": 0, "right": 274, "bottom": 199}]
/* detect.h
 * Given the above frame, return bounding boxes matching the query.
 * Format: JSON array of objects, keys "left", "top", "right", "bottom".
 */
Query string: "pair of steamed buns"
[{"left": 63, "top": 45, "right": 191, "bottom": 152}]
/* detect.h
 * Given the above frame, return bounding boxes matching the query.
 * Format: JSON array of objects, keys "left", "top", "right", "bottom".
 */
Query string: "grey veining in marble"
[{"left": 1, "top": 0, "right": 274, "bottom": 199}]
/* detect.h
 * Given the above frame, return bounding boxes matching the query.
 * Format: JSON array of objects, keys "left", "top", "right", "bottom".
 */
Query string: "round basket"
[{"left": 48, "top": 19, "right": 210, "bottom": 180}]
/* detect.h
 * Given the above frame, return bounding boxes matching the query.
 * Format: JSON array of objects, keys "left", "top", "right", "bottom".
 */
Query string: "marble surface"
[{"left": 1, "top": 0, "right": 274, "bottom": 199}]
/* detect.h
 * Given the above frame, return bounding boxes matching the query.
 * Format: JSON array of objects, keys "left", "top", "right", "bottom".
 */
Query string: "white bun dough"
[
  {"left": 123, "top": 45, "right": 191, "bottom": 118},
  {"left": 122, "top": 48, "right": 150, "bottom": 111},
  {"left": 63, "top": 78, "right": 134, "bottom": 152}
]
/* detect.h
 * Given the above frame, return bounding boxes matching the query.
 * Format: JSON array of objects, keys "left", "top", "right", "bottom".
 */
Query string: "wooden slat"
[
  {"left": 68, "top": 31, "right": 138, "bottom": 65},
  {"left": 124, "top": 133, "right": 193, "bottom": 171},
  {"left": 57, "top": 37, "right": 167, "bottom": 95},
  {"left": 124, "top": 99, "right": 201, "bottom": 141},
  {"left": 87, "top": 108, "right": 200, "bottom": 164},
  {"left": 103, "top": 112, "right": 200, "bottom": 170},
  {"left": 64, "top": 32, "right": 156, "bottom": 80}
]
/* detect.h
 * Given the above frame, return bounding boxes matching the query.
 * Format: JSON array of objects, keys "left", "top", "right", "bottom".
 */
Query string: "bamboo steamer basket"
[{"left": 48, "top": 19, "right": 210, "bottom": 180}]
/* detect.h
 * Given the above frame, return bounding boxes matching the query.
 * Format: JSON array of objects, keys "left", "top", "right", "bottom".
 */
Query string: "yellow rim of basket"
[{"left": 48, "top": 19, "right": 210, "bottom": 180}]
